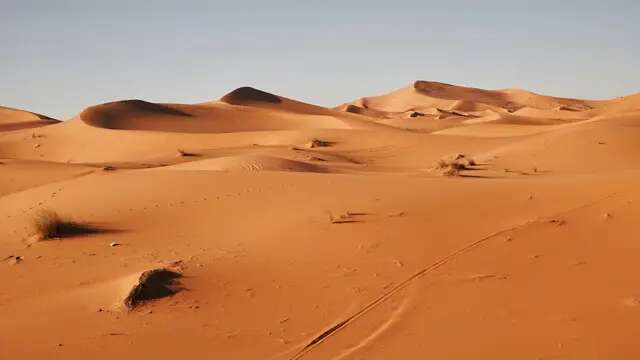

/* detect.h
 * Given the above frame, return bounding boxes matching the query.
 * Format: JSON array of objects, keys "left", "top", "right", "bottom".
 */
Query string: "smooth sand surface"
[
  {"left": 0, "top": 105, "right": 59, "bottom": 132},
  {"left": 2, "top": 83, "right": 640, "bottom": 359}
]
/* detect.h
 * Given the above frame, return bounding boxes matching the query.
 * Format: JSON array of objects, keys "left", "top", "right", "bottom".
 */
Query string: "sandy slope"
[
  {"left": 0, "top": 105, "right": 59, "bottom": 131},
  {"left": 335, "top": 81, "right": 621, "bottom": 133},
  {"left": 1, "top": 83, "right": 640, "bottom": 359}
]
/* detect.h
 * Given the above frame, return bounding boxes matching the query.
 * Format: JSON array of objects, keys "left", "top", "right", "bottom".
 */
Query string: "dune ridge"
[
  {"left": 335, "top": 80, "right": 639, "bottom": 132},
  {"left": 220, "top": 86, "right": 283, "bottom": 105},
  {"left": 0, "top": 105, "right": 59, "bottom": 131}
]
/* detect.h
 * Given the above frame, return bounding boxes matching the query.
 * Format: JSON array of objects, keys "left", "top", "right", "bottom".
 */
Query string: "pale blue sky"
[{"left": 1, "top": 0, "right": 638, "bottom": 119}]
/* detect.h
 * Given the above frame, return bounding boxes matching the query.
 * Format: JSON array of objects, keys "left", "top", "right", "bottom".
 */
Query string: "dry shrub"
[
  {"left": 32, "top": 209, "right": 63, "bottom": 239},
  {"left": 434, "top": 154, "right": 477, "bottom": 176},
  {"left": 31, "top": 209, "right": 104, "bottom": 240},
  {"left": 308, "top": 139, "right": 333, "bottom": 148},
  {"left": 176, "top": 149, "right": 198, "bottom": 157}
]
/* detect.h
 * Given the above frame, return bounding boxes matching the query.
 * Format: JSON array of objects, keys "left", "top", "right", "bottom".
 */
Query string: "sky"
[{"left": 1, "top": 0, "right": 638, "bottom": 119}]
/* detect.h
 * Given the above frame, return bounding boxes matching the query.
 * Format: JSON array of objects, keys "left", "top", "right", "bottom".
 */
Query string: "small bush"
[
  {"left": 31, "top": 209, "right": 104, "bottom": 240},
  {"left": 176, "top": 149, "right": 198, "bottom": 157},
  {"left": 436, "top": 161, "right": 467, "bottom": 176},
  {"left": 32, "top": 209, "right": 63, "bottom": 239},
  {"left": 308, "top": 139, "right": 333, "bottom": 148},
  {"left": 434, "top": 154, "right": 477, "bottom": 176}
]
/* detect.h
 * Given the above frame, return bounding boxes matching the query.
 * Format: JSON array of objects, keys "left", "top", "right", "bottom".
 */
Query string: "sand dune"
[
  {"left": 0, "top": 159, "right": 95, "bottom": 196},
  {"left": 587, "top": 92, "right": 640, "bottom": 115},
  {"left": 358, "top": 80, "right": 603, "bottom": 113},
  {"left": 220, "top": 86, "right": 284, "bottom": 105},
  {"left": 77, "top": 88, "right": 384, "bottom": 134},
  {"left": 0, "top": 105, "right": 59, "bottom": 131},
  {"left": 2, "top": 82, "right": 640, "bottom": 359},
  {"left": 481, "top": 111, "right": 640, "bottom": 173},
  {"left": 218, "top": 86, "right": 333, "bottom": 115},
  {"left": 335, "top": 81, "right": 639, "bottom": 132}
]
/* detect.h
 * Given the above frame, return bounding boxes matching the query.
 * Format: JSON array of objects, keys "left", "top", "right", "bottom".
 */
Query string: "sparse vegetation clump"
[
  {"left": 436, "top": 160, "right": 467, "bottom": 176},
  {"left": 176, "top": 149, "right": 198, "bottom": 157},
  {"left": 307, "top": 138, "right": 333, "bottom": 148},
  {"left": 32, "top": 209, "right": 64, "bottom": 239},
  {"left": 327, "top": 211, "right": 368, "bottom": 224},
  {"left": 434, "top": 154, "right": 477, "bottom": 176},
  {"left": 328, "top": 212, "right": 358, "bottom": 224},
  {"left": 31, "top": 209, "right": 104, "bottom": 240}
]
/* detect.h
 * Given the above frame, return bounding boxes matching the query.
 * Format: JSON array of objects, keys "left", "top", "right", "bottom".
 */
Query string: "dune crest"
[
  {"left": 72, "top": 92, "right": 380, "bottom": 135},
  {"left": 334, "top": 81, "right": 640, "bottom": 132},
  {"left": 80, "top": 100, "right": 192, "bottom": 129},
  {"left": 220, "top": 86, "right": 283, "bottom": 105},
  {"left": 0, "top": 105, "right": 59, "bottom": 131}
]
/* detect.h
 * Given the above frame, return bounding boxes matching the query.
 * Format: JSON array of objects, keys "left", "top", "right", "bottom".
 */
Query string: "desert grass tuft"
[
  {"left": 176, "top": 149, "right": 198, "bottom": 157},
  {"left": 308, "top": 139, "right": 334, "bottom": 148},
  {"left": 32, "top": 209, "right": 64, "bottom": 239},
  {"left": 31, "top": 209, "right": 107, "bottom": 240},
  {"left": 434, "top": 154, "right": 477, "bottom": 176}
]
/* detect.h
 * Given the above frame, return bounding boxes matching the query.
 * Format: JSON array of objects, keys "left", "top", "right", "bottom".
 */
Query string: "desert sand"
[{"left": 1, "top": 81, "right": 640, "bottom": 359}]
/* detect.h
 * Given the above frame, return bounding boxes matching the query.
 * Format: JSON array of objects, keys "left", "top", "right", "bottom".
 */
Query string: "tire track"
[{"left": 290, "top": 193, "right": 616, "bottom": 359}]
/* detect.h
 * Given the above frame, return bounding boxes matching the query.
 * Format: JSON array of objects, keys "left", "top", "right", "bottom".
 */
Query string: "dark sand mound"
[
  {"left": 220, "top": 86, "right": 283, "bottom": 105},
  {"left": 124, "top": 268, "right": 182, "bottom": 309},
  {"left": 80, "top": 100, "right": 192, "bottom": 129},
  {"left": 219, "top": 86, "right": 340, "bottom": 116},
  {"left": 65, "top": 92, "right": 377, "bottom": 136}
]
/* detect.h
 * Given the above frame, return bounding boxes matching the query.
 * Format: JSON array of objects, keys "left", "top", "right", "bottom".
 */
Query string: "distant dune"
[
  {"left": 0, "top": 105, "right": 59, "bottom": 131},
  {"left": 334, "top": 80, "right": 640, "bottom": 132},
  {"left": 74, "top": 87, "right": 382, "bottom": 135}
]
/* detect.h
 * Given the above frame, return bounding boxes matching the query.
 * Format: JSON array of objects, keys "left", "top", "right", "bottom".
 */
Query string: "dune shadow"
[
  {"left": 220, "top": 87, "right": 282, "bottom": 105},
  {"left": 118, "top": 100, "right": 193, "bottom": 117}
]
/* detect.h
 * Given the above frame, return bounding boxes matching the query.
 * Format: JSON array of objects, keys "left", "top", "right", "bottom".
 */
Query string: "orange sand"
[{"left": 1, "top": 83, "right": 640, "bottom": 359}]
